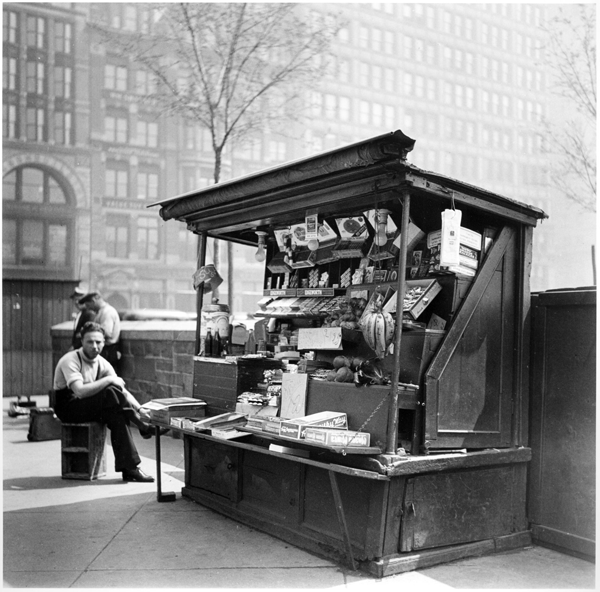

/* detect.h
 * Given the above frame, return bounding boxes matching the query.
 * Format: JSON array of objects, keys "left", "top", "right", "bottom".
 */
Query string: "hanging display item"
[{"left": 193, "top": 264, "right": 223, "bottom": 293}]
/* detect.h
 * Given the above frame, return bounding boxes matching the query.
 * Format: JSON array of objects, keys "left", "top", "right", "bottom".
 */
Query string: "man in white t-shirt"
[{"left": 53, "top": 322, "right": 155, "bottom": 482}]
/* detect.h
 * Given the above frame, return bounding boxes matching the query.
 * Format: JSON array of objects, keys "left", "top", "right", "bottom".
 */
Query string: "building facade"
[{"left": 3, "top": 2, "right": 593, "bottom": 314}]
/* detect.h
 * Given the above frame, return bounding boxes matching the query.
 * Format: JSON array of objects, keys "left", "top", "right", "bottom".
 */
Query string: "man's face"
[{"left": 81, "top": 331, "right": 105, "bottom": 359}]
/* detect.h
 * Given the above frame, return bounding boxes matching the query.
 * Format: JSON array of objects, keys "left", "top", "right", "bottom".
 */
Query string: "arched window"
[{"left": 3, "top": 165, "right": 74, "bottom": 272}]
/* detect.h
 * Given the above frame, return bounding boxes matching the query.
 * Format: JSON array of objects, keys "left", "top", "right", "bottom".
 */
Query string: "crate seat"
[{"left": 61, "top": 422, "right": 107, "bottom": 480}]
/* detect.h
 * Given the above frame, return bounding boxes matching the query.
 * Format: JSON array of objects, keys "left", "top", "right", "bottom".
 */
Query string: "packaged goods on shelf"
[
  {"left": 279, "top": 411, "right": 348, "bottom": 439},
  {"left": 303, "top": 427, "right": 371, "bottom": 447}
]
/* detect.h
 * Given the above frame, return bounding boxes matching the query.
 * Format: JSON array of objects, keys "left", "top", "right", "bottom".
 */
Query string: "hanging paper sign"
[
  {"left": 336, "top": 216, "right": 368, "bottom": 239},
  {"left": 439, "top": 209, "right": 462, "bottom": 267}
]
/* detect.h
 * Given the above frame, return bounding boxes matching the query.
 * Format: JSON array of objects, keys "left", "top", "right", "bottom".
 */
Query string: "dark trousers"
[
  {"left": 101, "top": 343, "right": 120, "bottom": 374},
  {"left": 54, "top": 385, "right": 140, "bottom": 472}
]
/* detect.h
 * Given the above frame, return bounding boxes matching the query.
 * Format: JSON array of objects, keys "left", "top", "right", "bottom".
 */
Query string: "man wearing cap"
[
  {"left": 78, "top": 292, "right": 121, "bottom": 370},
  {"left": 70, "top": 287, "right": 95, "bottom": 350}
]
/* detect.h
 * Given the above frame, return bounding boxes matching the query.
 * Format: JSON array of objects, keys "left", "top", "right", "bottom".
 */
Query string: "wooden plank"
[
  {"left": 386, "top": 447, "right": 531, "bottom": 477},
  {"left": 381, "top": 477, "right": 406, "bottom": 556},
  {"left": 177, "top": 431, "right": 389, "bottom": 480},
  {"left": 365, "top": 532, "right": 532, "bottom": 578},
  {"left": 328, "top": 471, "right": 357, "bottom": 570}
]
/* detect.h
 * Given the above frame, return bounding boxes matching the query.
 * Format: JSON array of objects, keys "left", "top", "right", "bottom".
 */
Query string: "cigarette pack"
[{"left": 303, "top": 427, "right": 371, "bottom": 448}]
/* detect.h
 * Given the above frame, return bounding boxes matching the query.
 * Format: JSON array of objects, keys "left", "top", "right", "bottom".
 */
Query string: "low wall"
[{"left": 50, "top": 321, "right": 197, "bottom": 405}]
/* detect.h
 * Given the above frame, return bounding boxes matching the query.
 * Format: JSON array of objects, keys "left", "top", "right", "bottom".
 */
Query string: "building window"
[
  {"left": 359, "top": 101, "right": 370, "bottom": 125},
  {"left": 415, "top": 76, "right": 424, "bottom": 98},
  {"left": 465, "top": 52, "right": 474, "bottom": 75},
  {"left": 338, "top": 59, "right": 350, "bottom": 83},
  {"left": 338, "top": 97, "right": 350, "bottom": 121},
  {"left": 27, "top": 61, "right": 46, "bottom": 95},
  {"left": 384, "top": 105, "right": 395, "bottom": 126},
  {"left": 403, "top": 36, "right": 413, "bottom": 59},
  {"left": 137, "top": 171, "right": 159, "bottom": 200},
  {"left": 54, "top": 110, "right": 73, "bottom": 145},
  {"left": 135, "top": 69, "right": 157, "bottom": 95},
  {"left": 105, "top": 167, "right": 129, "bottom": 198},
  {"left": 4, "top": 10, "right": 19, "bottom": 44},
  {"left": 3, "top": 103, "right": 18, "bottom": 139},
  {"left": 55, "top": 21, "right": 73, "bottom": 54},
  {"left": 105, "top": 64, "right": 128, "bottom": 91},
  {"left": 383, "top": 31, "right": 394, "bottom": 54},
  {"left": 372, "top": 65, "right": 382, "bottom": 89},
  {"left": 3, "top": 56, "right": 17, "bottom": 90},
  {"left": 372, "top": 28, "right": 382, "bottom": 52},
  {"left": 2, "top": 166, "right": 72, "bottom": 268},
  {"left": 124, "top": 6, "right": 137, "bottom": 31},
  {"left": 384, "top": 68, "right": 395, "bottom": 92},
  {"left": 26, "top": 16, "right": 46, "bottom": 49},
  {"left": 372, "top": 103, "right": 383, "bottom": 127},
  {"left": 324, "top": 94, "right": 336, "bottom": 119},
  {"left": 54, "top": 66, "right": 73, "bottom": 99},
  {"left": 178, "top": 226, "right": 197, "bottom": 262},
  {"left": 137, "top": 217, "right": 159, "bottom": 259},
  {"left": 359, "top": 63, "right": 369, "bottom": 87},
  {"left": 403, "top": 73, "right": 413, "bottom": 95},
  {"left": 267, "top": 140, "right": 286, "bottom": 162},
  {"left": 359, "top": 26, "right": 369, "bottom": 49},
  {"left": 136, "top": 119, "right": 158, "bottom": 147},
  {"left": 105, "top": 114, "right": 128, "bottom": 143},
  {"left": 26, "top": 107, "right": 46, "bottom": 142},
  {"left": 106, "top": 215, "right": 130, "bottom": 258},
  {"left": 415, "top": 39, "right": 424, "bottom": 62}
]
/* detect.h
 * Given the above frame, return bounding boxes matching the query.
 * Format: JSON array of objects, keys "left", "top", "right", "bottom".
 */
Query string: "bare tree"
[
  {"left": 90, "top": 3, "right": 339, "bottom": 308},
  {"left": 540, "top": 4, "right": 596, "bottom": 212},
  {"left": 91, "top": 3, "right": 339, "bottom": 185}
]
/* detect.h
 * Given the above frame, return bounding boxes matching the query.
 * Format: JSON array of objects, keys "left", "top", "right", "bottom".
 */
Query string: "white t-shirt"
[{"left": 53, "top": 349, "right": 115, "bottom": 390}]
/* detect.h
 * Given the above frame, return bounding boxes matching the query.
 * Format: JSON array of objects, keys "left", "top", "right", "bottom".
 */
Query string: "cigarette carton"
[
  {"left": 279, "top": 411, "right": 347, "bottom": 440},
  {"left": 303, "top": 427, "right": 371, "bottom": 447}
]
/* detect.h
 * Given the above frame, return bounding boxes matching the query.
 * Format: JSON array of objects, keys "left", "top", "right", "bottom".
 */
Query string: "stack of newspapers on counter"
[{"left": 140, "top": 397, "right": 207, "bottom": 425}]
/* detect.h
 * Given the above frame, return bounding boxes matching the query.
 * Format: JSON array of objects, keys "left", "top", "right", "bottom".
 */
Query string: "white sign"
[{"left": 297, "top": 327, "right": 343, "bottom": 350}]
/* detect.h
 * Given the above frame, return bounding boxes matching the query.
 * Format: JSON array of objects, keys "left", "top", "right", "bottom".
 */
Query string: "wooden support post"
[
  {"left": 385, "top": 191, "right": 410, "bottom": 454},
  {"left": 194, "top": 232, "right": 208, "bottom": 355},
  {"left": 328, "top": 470, "right": 356, "bottom": 571}
]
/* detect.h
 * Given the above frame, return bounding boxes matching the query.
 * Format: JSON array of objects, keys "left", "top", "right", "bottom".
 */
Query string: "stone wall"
[{"left": 50, "top": 321, "right": 197, "bottom": 405}]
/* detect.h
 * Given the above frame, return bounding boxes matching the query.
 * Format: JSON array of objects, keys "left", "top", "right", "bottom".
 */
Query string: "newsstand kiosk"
[{"left": 150, "top": 130, "right": 547, "bottom": 576}]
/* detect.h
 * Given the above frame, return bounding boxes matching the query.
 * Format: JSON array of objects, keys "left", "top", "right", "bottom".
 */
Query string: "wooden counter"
[{"left": 173, "top": 425, "right": 530, "bottom": 576}]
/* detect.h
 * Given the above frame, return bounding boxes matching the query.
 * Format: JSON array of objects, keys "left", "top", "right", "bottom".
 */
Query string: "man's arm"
[{"left": 70, "top": 374, "right": 126, "bottom": 399}]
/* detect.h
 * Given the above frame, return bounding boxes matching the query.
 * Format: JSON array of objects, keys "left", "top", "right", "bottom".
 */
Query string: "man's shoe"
[
  {"left": 122, "top": 468, "right": 155, "bottom": 482},
  {"left": 138, "top": 424, "right": 170, "bottom": 440}
]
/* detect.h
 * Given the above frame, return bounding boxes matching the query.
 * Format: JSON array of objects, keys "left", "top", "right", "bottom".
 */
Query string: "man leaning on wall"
[{"left": 78, "top": 292, "right": 121, "bottom": 372}]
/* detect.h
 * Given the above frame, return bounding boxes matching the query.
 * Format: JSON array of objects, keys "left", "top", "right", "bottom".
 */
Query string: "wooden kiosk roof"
[{"left": 149, "top": 130, "right": 547, "bottom": 245}]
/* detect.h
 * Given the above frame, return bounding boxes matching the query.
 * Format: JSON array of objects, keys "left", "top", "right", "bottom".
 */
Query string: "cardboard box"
[
  {"left": 279, "top": 411, "right": 347, "bottom": 440},
  {"left": 303, "top": 427, "right": 371, "bottom": 447}
]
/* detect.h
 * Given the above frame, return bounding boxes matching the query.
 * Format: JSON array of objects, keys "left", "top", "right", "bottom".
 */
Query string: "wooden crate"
[{"left": 61, "top": 422, "right": 107, "bottom": 480}]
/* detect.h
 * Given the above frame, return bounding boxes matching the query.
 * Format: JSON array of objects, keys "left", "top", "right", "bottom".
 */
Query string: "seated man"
[{"left": 53, "top": 321, "right": 156, "bottom": 483}]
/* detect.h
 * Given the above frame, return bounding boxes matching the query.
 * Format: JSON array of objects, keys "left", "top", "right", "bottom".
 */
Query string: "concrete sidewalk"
[{"left": 3, "top": 396, "right": 596, "bottom": 589}]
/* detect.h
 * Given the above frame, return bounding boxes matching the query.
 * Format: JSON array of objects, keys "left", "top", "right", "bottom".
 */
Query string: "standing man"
[
  {"left": 79, "top": 292, "right": 121, "bottom": 370},
  {"left": 53, "top": 321, "right": 155, "bottom": 482},
  {"left": 70, "top": 287, "right": 95, "bottom": 350}
]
